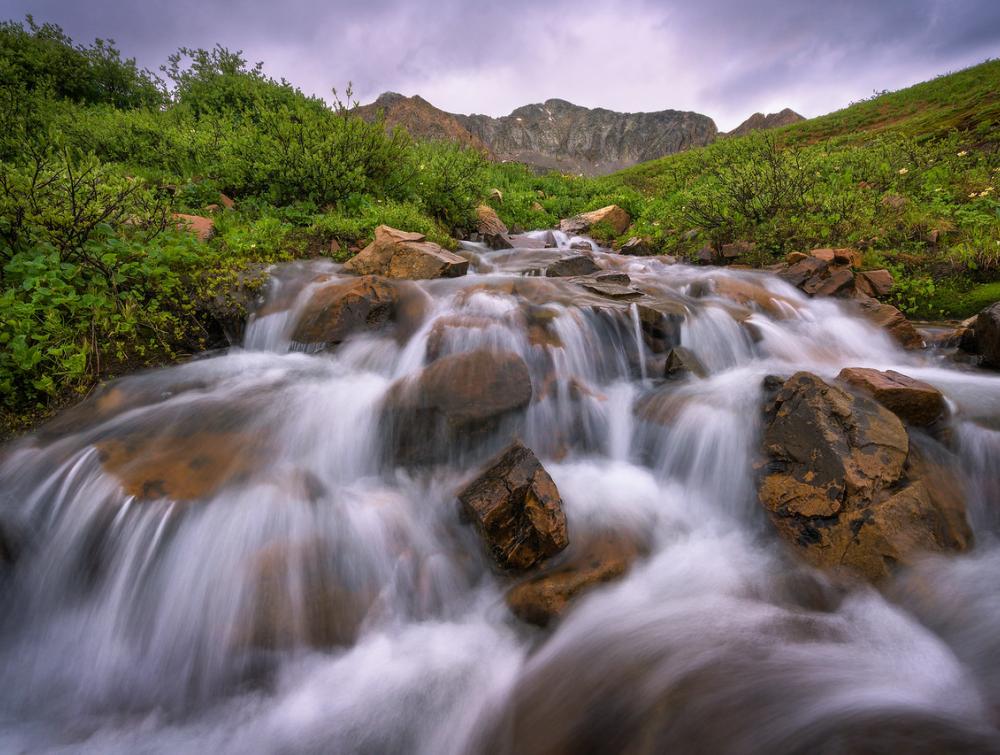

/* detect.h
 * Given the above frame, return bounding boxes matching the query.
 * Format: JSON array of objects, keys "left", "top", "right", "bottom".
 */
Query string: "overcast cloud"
[{"left": 7, "top": 0, "right": 1000, "bottom": 129}]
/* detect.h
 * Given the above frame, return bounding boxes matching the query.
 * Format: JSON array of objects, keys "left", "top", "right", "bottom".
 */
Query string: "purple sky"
[{"left": 8, "top": 0, "right": 1000, "bottom": 129}]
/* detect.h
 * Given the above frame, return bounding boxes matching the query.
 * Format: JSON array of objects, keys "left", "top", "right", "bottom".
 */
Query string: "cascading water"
[{"left": 3, "top": 232, "right": 1000, "bottom": 753}]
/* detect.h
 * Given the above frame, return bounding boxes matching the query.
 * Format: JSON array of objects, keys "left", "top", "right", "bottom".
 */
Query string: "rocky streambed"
[{"left": 3, "top": 224, "right": 1000, "bottom": 753}]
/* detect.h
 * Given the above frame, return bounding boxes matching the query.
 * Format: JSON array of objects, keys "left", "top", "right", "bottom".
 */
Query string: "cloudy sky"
[{"left": 8, "top": 0, "right": 1000, "bottom": 129}]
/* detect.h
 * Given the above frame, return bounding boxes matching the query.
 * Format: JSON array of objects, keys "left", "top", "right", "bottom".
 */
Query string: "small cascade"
[{"left": 2, "top": 234, "right": 1000, "bottom": 753}]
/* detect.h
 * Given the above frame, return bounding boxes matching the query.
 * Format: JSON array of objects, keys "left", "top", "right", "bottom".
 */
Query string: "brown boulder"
[
  {"left": 778, "top": 256, "right": 828, "bottom": 288},
  {"left": 721, "top": 241, "right": 755, "bottom": 260},
  {"left": 506, "top": 531, "right": 641, "bottom": 626},
  {"left": 218, "top": 192, "right": 235, "bottom": 209},
  {"left": 855, "top": 295, "right": 924, "bottom": 350},
  {"left": 384, "top": 350, "right": 532, "bottom": 464},
  {"left": 856, "top": 269, "right": 894, "bottom": 298},
  {"left": 546, "top": 255, "right": 600, "bottom": 278},
  {"left": 786, "top": 252, "right": 808, "bottom": 264},
  {"left": 559, "top": 205, "right": 630, "bottom": 236},
  {"left": 173, "top": 213, "right": 215, "bottom": 242},
  {"left": 345, "top": 225, "right": 468, "bottom": 279},
  {"left": 838, "top": 368, "right": 945, "bottom": 426},
  {"left": 457, "top": 441, "right": 568, "bottom": 570},
  {"left": 802, "top": 267, "right": 855, "bottom": 297},
  {"left": 291, "top": 276, "right": 404, "bottom": 346},
  {"left": 635, "top": 301, "right": 685, "bottom": 354},
  {"left": 758, "top": 372, "right": 968, "bottom": 581},
  {"left": 809, "top": 248, "right": 862, "bottom": 268},
  {"left": 476, "top": 205, "right": 513, "bottom": 249},
  {"left": 975, "top": 302, "right": 1000, "bottom": 368}
]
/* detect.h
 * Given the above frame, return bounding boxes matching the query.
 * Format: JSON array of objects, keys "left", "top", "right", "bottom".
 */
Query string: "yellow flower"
[
  {"left": 958, "top": 150, "right": 968, "bottom": 157},
  {"left": 898, "top": 168, "right": 909, "bottom": 175},
  {"left": 969, "top": 192, "right": 978, "bottom": 198}
]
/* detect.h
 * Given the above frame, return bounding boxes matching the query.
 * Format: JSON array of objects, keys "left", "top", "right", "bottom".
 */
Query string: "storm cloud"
[{"left": 7, "top": 0, "right": 1000, "bottom": 129}]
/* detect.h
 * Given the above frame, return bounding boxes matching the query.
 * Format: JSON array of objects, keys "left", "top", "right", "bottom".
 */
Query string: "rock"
[
  {"left": 506, "top": 531, "right": 641, "bottom": 626},
  {"left": 384, "top": 350, "right": 532, "bottom": 464},
  {"left": 778, "top": 256, "right": 828, "bottom": 288},
  {"left": 802, "top": 267, "right": 855, "bottom": 298},
  {"left": 594, "top": 272, "right": 630, "bottom": 285},
  {"left": 664, "top": 346, "right": 707, "bottom": 379},
  {"left": 290, "top": 276, "right": 405, "bottom": 346},
  {"left": 569, "top": 240, "right": 593, "bottom": 251},
  {"left": 173, "top": 213, "right": 215, "bottom": 242},
  {"left": 542, "top": 230, "right": 558, "bottom": 248},
  {"left": 721, "top": 241, "right": 755, "bottom": 260},
  {"left": 559, "top": 205, "right": 631, "bottom": 236},
  {"left": 975, "top": 302, "right": 1000, "bottom": 368},
  {"left": 855, "top": 295, "right": 924, "bottom": 350},
  {"left": 246, "top": 539, "right": 375, "bottom": 649},
  {"left": 786, "top": 252, "right": 808, "bottom": 264},
  {"left": 856, "top": 269, "right": 894, "bottom": 298},
  {"left": 838, "top": 368, "right": 945, "bottom": 426},
  {"left": 635, "top": 301, "right": 685, "bottom": 354},
  {"left": 728, "top": 108, "right": 806, "bottom": 136},
  {"left": 531, "top": 201, "right": 545, "bottom": 213},
  {"left": 195, "top": 263, "right": 270, "bottom": 346},
  {"left": 577, "top": 281, "right": 642, "bottom": 300},
  {"left": 758, "top": 372, "right": 967, "bottom": 581},
  {"left": 476, "top": 205, "right": 513, "bottom": 249},
  {"left": 695, "top": 245, "right": 719, "bottom": 265},
  {"left": 490, "top": 188, "right": 503, "bottom": 203},
  {"left": 809, "top": 248, "right": 862, "bottom": 268},
  {"left": 344, "top": 225, "right": 468, "bottom": 279},
  {"left": 457, "top": 441, "right": 568, "bottom": 570},
  {"left": 218, "top": 193, "right": 235, "bottom": 209},
  {"left": 619, "top": 236, "right": 652, "bottom": 256},
  {"left": 708, "top": 277, "right": 800, "bottom": 318},
  {"left": 546, "top": 255, "right": 600, "bottom": 278}
]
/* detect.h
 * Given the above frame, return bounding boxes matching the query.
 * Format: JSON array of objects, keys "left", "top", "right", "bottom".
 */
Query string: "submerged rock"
[
  {"left": 664, "top": 346, "right": 707, "bottom": 379},
  {"left": 559, "top": 205, "right": 631, "bottom": 236},
  {"left": 838, "top": 367, "right": 945, "bottom": 427},
  {"left": 757, "top": 372, "right": 969, "bottom": 581},
  {"left": 457, "top": 441, "right": 568, "bottom": 570},
  {"left": 345, "top": 225, "right": 468, "bottom": 279},
  {"left": 546, "top": 255, "right": 600, "bottom": 277},
  {"left": 854, "top": 295, "right": 924, "bottom": 350},
  {"left": 383, "top": 350, "right": 533, "bottom": 465},
  {"left": 506, "top": 530, "right": 642, "bottom": 626}
]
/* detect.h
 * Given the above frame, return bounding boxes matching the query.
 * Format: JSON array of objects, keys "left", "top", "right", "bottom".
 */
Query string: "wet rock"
[
  {"left": 619, "top": 236, "right": 652, "bottom": 256},
  {"left": 384, "top": 350, "right": 532, "bottom": 465},
  {"left": 758, "top": 372, "right": 968, "bottom": 581},
  {"left": 476, "top": 205, "right": 513, "bottom": 249},
  {"left": 578, "top": 281, "right": 643, "bottom": 300},
  {"left": 546, "top": 255, "right": 600, "bottom": 278},
  {"left": 291, "top": 275, "right": 406, "bottom": 346},
  {"left": 838, "top": 368, "right": 945, "bottom": 427},
  {"left": 542, "top": 230, "right": 558, "bottom": 248},
  {"left": 664, "top": 346, "right": 707, "bottom": 379},
  {"left": 506, "top": 530, "right": 641, "bottom": 626},
  {"left": 594, "top": 272, "right": 631, "bottom": 286},
  {"left": 457, "top": 441, "right": 568, "bottom": 570},
  {"left": 247, "top": 539, "right": 375, "bottom": 649},
  {"left": 696, "top": 245, "right": 720, "bottom": 265},
  {"left": 97, "top": 428, "right": 266, "bottom": 502},
  {"left": 345, "top": 225, "right": 468, "bottom": 279},
  {"left": 173, "top": 213, "right": 215, "bottom": 242},
  {"left": 778, "top": 256, "right": 828, "bottom": 289},
  {"left": 635, "top": 301, "right": 685, "bottom": 354},
  {"left": 975, "top": 302, "right": 1000, "bottom": 368},
  {"left": 856, "top": 269, "right": 894, "bottom": 298},
  {"left": 570, "top": 240, "right": 594, "bottom": 251},
  {"left": 708, "top": 277, "right": 800, "bottom": 318},
  {"left": 854, "top": 295, "right": 924, "bottom": 350},
  {"left": 559, "top": 205, "right": 630, "bottom": 236}
]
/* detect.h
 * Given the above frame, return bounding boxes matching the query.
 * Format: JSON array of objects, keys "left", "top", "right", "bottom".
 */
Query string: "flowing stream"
[{"left": 3, "top": 232, "right": 1000, "bottom": 753}]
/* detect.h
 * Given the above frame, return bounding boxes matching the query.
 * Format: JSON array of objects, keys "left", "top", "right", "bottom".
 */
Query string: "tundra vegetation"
[{"left": 1, "top": 16, "right": 998, "bottom": 433}]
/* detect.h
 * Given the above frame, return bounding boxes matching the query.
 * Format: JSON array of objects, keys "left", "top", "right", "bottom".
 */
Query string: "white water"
[{"left": 2, "top": 234, "right": 1000, "bottom": 753}]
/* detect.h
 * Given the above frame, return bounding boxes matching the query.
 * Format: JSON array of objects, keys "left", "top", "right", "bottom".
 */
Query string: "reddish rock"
[
  {"left": 802, "top": 267, "right": 855, "bottom": 297},
  {"left": 345, "top": 225, "right": 468, "bottom": 280},
  {"left": 786, "top": 252, "right": 808, "bottom": 264},
  {"left": 721, "top": 241, "right": 755, "bottom": 259},
  {"left": 838, "top": 368, "right": 945, "bottom": 426},
  {"left": 856, "top": 269, "right": 894, "bottom": 298},
  {"left": 457, "top": 441, "right": 568, "bottom": 570},
  {"left": 855, "top": 295, "right": 924, "bottom": 350},
  {"left": 559, "top": 205, "right": 631, "bottom": 236},
  {"left": 218, "top": 193, "right": 235, "bottom": 209},
  {"left": 476, "top": 205, "right": 513, "bottom": 250},
  {"left": 619, "top": 236, "right": 653, "bottom": 256},
  {"left": 291, "top": 276, "right": 405, "bottom": 346},
  {"left": 173, "top": 213, "right": 215, "bottom": 242}
]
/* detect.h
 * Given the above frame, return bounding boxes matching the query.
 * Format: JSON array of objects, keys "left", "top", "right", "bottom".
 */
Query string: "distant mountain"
[
  {"left": 358, "top": 93, "right": 717, "bottom": 176},
  {"left": 728, "top": 108, "right": 805, "bottom": 136}
]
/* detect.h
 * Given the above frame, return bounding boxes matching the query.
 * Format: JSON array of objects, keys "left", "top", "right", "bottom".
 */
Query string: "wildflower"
[
  {"left": 969, "top": 192, "right": 979, "bottom": 198},
  {"left": 898, "top": 168, "right": 909, "bottom": 175},
  {"left": 958, "top": 150, "right": 968, "bottom": 157}
]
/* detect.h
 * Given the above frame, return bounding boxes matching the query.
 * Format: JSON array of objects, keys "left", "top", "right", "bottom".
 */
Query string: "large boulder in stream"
[
  {"left": 345, "top": 225, "right": 468, "bottom": 279},
  {"left": 546, "top": 255, "right": 600, "bottom": 278},
  {"left": 758, "top": 372, "right": 970, "bottom": 581},
  {"left": 291, "top": 275, "right": 426, "bottom": 347},
  {"left": 854, "top": 295, "right": 924, "bottom": 350},
  {"left": 383, "top": 350, "right": 533, "bottom": 465},
  {"left": 559, "top": 205, "right": 631, "bottom": 236},
  {"left": 457, "top": 441, "right": 568, "bottom": 570}
]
